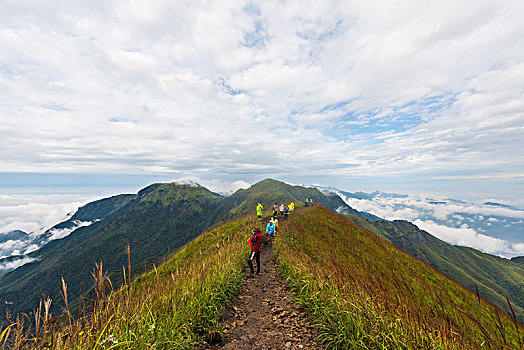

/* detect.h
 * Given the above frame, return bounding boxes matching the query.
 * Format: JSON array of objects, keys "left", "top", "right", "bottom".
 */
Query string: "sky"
[{"left": 1, "top": 1, "right": 523, "bottom": 245}]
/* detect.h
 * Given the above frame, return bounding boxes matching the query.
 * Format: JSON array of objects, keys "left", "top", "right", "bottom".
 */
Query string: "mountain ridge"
[
  {"left": 1, "top": 178, "right": 523, "bottom": 331},
  {"left": 4, "top": 204, "right": 523, "bottom": 349},
  {"left": 0, "top": 178, "right": 375, "bottom": 317}
]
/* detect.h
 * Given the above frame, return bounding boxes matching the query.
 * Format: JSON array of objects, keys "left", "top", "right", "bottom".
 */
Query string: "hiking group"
[
  {"left": 249, "top": 201, "right": 298, "bottom": 277},
  {"left": 304, "top": 198, "right": 315, "bottom": 207},
  {"left": 256, "top": 201, "right": 294, "bottom": 221}
]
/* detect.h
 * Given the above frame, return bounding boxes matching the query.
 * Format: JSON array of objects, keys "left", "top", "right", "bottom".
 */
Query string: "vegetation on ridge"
[
  {"left": 275, "top": 205, "right": 523, "bottom": 349},
  {"left": 2, "top": 179, "right": 523, "bottom": 349},
  {"left": 1, "top": 215, "right": 257, "bottom": 349},
  {"left": 0, "top": 178, "right": 374, "bottom": 320},
  {"left": 347, "top": 215, "right": 524, "bottom": 324},
  {"left": 0, "top": 183, "right": 227, "bottom": 318},
  {"left": 2, "top": 203, "right": 523, "bottom": 349}
]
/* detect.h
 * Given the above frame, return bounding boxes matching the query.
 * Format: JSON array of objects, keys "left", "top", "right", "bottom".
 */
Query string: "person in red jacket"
[{"left": 248, "top": 227, "right": 265, "bottom": 275}]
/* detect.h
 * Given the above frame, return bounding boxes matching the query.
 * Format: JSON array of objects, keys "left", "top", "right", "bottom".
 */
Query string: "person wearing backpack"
[
  {"left": 271, "top": 215, "right": 279, "bottom": 232},
  {"left": 266, "top": 218, "right": 276, "bottom": 247},
  {"left": 247, "top": 227, "right": 265, "bottom": 275}
]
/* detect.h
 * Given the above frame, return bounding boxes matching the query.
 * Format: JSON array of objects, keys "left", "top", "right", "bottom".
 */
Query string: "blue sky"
[{"left": 0, "top": 0, "right": 523, "bottom": 204}]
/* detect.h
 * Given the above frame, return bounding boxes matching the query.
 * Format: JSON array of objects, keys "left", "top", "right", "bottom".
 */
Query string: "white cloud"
[
  {"left": 0, "top": 0, "right": 521, "bottom": 200},
  {"left": 0, "top": 194, "right": 97, "bottom": 235},
  {"left": 513, "top": 243, "right": 524, "bottom": 255},
  {"left": 172, "top": 177, "right": 250, "bottom": 195},
  {"left": 414, "top": 219, "right": 524, "bottom": 257},
  {"left": 337, "top": 190, "right": 524, "bottom": 257},
  {"left": 0, "top": 256, "right": 39, "bottom": 271},
  {"left": 47, "top": 220, "right": 94, "bottom": 241},
  {"left": 23, "top": 244, "right": 39, "bottom": 255},
  {"left": 0, "top": 194, "right": 98, "bottom": 258},
  {"left": 0, "top": 239, "right": 28, "bottom": 258},
  {"left": 346, "top": 194, "right": 524, "bottom": 222}
]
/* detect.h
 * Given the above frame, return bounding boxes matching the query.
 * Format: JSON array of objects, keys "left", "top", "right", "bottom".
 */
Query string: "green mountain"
[
  {"left": 6, "top": 204, "right": 522, "bottom": 349},
  {"left": 0, "top": 183, "right": 226, "bottom": 316},
  {"left": 0, "top": 179, "right": 376, "bottom": 318},
  {"left": 225, "top": 178, "right": 377, "bottom": 221},
  {"left": 1, "top": 177, "right": 522, "bottom": 336},
  {"left": 512, "top": 256, "right": 524, "bottom": 267},
  {"left": 61, "top": 193, "right": 134, "bottom": 224},
  {"left": 347, "top": 215, "right": 524, "bottom": 324}
]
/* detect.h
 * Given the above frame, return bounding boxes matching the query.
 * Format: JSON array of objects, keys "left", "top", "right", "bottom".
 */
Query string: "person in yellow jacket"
[
  {"left": 289, "top": 202, "right": 295, "bottom": 213},
  {"left": 256, "top": 202, "right": 264, "bottom": 220},
  {"left": 271, "top": 215, "right": 279, "bottom": 231}
]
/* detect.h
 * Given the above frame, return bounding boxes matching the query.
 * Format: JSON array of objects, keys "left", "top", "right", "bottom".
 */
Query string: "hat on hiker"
[{"left": 254, "top": 227, "right": 261, "bottom": 234}]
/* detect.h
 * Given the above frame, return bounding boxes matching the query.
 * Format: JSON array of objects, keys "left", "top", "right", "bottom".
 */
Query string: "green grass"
[
  {"left": 2, "top": 215, "right": 257, "bottom": 349},
  {"left": 275, "top": 206, "right": 523, "bottom": 349},
  {"left": 4, "top": 204, "right": 523, "bottom": 349},
  {"left": 348, "top": 215, "right": 524, "bottom": 324}
]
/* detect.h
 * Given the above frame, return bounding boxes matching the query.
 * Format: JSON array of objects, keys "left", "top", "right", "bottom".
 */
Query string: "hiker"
[
  {"left": 256, "top": 202, "right": 264, "bottom": 220},
  {"left": 271, "top": 215, "right": 279, "bottom": 232},
  {"left": 311, "top": 199, "right": 314, "bottom": 206},
  {"left": 279, "top": 203, "right": 284, "bottom": 216},
  {"left": 305, "top": 198, "right": 309, "bottom": 207},
  {"left": 289, "top": 202, "right": 294, "bottom": 213},
  {"left": 273, "top": 203, "right": 278, "bottom": 217},
  {"left": 248, "top": 227, "right": 265, "bottom": 275},
  {"left": 284, "top": 205, "right": 289, "bottom": 220},
  {"left": 266, "top": 219, "right": 276, "bottom": 247}
]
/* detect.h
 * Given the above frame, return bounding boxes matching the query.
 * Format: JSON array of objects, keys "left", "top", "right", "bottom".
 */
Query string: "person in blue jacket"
[{"left": 266, "top": 220, "right": 276, "bottom": 246}]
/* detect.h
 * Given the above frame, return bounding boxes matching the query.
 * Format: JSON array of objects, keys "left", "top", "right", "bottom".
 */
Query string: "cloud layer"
[
  {"left": 0, "top": 0, "right": 523, "bottom": 200},
  {"left": 0, "top": 194, "right": 96, "bottom": 235},
  {"left": 339, "top": 191, "right": 524, "bottom": 257},
  {"left": 0, "top": 256, "right": 39, "bottom": 272}
]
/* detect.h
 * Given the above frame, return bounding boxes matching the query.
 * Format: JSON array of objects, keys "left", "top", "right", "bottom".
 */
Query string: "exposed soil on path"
[{"left": 202, "top": 223, "right": 321, "bottom": 350}]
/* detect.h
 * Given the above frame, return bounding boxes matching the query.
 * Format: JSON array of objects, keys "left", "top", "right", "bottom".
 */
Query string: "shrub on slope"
[{"left": 275, "top": 205, "right": 523, "bottom": 349}]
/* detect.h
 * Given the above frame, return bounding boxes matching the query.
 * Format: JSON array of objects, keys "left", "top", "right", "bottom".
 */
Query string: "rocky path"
[{"left": 203, "top": 230, "right": 320, "bottom": 349}]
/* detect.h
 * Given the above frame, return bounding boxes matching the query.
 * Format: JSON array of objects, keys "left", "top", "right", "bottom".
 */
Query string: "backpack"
[{"left": 248, "top": 232, "right": 257, "bottom": 250}]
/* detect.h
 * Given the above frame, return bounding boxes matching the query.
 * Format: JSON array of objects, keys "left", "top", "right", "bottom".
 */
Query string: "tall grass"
[
  {"left": 1, "top": 215, "right": 257, "bottom": 349},
  {"left": 275, "top": 205, "right": 523, "bottom": 349}
]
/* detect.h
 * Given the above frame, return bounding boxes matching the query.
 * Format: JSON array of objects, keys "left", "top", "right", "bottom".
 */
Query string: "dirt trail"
[{"left": 203, "top": 220, "right": 320, "bottom": 350}]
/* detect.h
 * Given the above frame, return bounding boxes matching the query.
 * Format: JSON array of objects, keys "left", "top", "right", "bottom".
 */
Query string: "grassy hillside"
[
  {"left": 348, "top": 215, "right": 524, "bottom": 324},
  {"left": 3, "top": 205, "right": 522, "bottom": 349},
  {"left": 3, "top": 178, "right": 523, "bottom": 349},
  {"left": 0, "top": 179, "right": 371, "bottom": 319},
  {"left": 2, "top": 215, "right": 257, "bottom": 349},
  {"left": 276, "top": 206, "right": 523, "bottom": 349},
  {"left": 0, "top": 183, "right": 228, "bottom": 317},
  {"left": 512, "top": 256, "right": 524, "bottom": 267},
  {"left": 0, "top": 179, "right": 376, "bottom": 319}
]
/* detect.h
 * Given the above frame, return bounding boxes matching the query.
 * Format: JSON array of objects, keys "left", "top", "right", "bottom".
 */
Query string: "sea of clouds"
[{"left": 337, "top": 191, "right": 524, "bottom": 258}]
